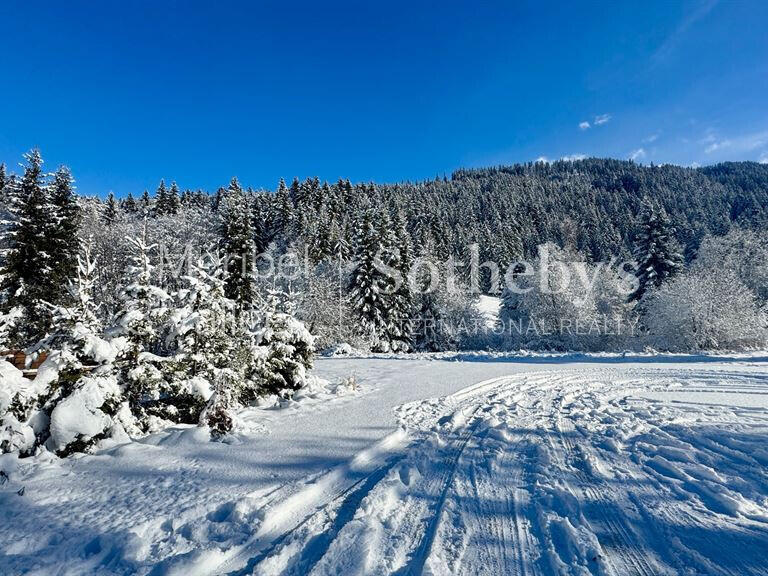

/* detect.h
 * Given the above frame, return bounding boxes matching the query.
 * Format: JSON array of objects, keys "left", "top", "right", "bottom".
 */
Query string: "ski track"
[
  {"left": 3, "top": 363, "right": 768, "bottom": 575},
  {"left": 232, "top": 367, "right": 768, "bottom": 576}
]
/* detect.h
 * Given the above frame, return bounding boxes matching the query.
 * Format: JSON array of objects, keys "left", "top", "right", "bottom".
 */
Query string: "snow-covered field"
[{"left": 2, "top": 355, "right": 768, "bottom": 575}]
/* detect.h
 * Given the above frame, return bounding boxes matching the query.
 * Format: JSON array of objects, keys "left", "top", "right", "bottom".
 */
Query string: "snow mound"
[
  {"left": 47, "top": 374, "right": 124, "bottom": 454},
  {"left": 0, "top": 361, "right": 28, "bottom": 414}
]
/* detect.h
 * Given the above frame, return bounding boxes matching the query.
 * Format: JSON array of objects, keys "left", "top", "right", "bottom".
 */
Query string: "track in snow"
[{"left": 210, "top": 367, "right": 768, "bottom": 576}]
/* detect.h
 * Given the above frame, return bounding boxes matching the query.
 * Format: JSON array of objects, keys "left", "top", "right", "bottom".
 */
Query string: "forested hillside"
[
  {"left": 1, "top": 151, "right": 767, "bottom": 456},
  {"left": 245, "top": 158, "right": 768, "bottom": 272},
  {"left": 426, "top": 159, "right": 767, "bottom": 262}
]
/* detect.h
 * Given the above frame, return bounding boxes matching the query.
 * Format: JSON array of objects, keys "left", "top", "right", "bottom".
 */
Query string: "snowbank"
[{"left": 47, "top": 374, "right": 124, "bottom": 453}]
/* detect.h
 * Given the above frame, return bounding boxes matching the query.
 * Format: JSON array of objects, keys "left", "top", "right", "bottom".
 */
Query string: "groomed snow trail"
[{"left": 236, "top": 367, "right": 768, "bottom": 576}]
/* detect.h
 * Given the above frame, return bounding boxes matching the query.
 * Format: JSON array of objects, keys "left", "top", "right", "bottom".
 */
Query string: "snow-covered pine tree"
[
  {"left": 629, "top": 200, "right": 683, "bottom": 302},
  {"left": 498, "top": 267, "right": 523, "bottom": 335},
  {"left": 350, "top": 208, "right": 393, "bottom": 350},
  {"left": 275, "top": 177, "right": 293, "bottom": 240},
  {"left": 251, "top": 192, "right": 273, "bottom": 254},
  {"left": 103, "top": 192, "right": 118, "bottom": 224},
  {"left": 212, "top": 186, "right": 224, "bottom": 211},
  {"left": 308, "top": 204, "right": 333, "bottom": 262},
  {"left": 109, "top": 222, "right": 172, "bottom": 424},
  {"left": 293, "top": 209, "right": 311, "bottom": 252},
  {"left": 170, "top": 259, "right": 316, "bottom": 431},
  {"left": 0, "top": 164, "right": 15, "bottom": 280},
  {"left": 411, "top": 232, "right": 444, "bottom": 351},
  {"left": 496, "top": 219, "right": 523, "bottom": 272},
  {"left": 167, "top": 182, "right": 181, "bottom": 215},
  {"left": 0, "top": 163, "right": 6, "bottom": 229},
  {"left": 0, "top": 150, "right": 56, "bottom": 342},
  {"left": 392, "top": 209, "right": 413, "bottom": 273},
  {"left": 166, "top": 253, "right": 245, "bottom": 425},
  {"left": 0, "top": 307, "right": 23, "bottom": 351},
  {"left": 140, "top": 189, "right": 151, "bottom": 215},
  {"left": 21, "top": 238, "right": 128, "bottom": 456},
  {"left": 122, "top": 192, "right": 138, "bottom": 214},
  {"left": 170, "top": 254, "right": 240, "bottom": 379},
  {"left": 289, "top": 176, "right": 302, "bottom": 205},
  {"left": 386, "top": 209, "right": 414, "bottom": 350},
  {"left": 112, "top": 225, "right": 168, "bottom": 347},
  {"left": 199, "top": 368, "right": 238, "bottom": 437},
  {"left": 297, "top": 178, "right": 314, "bottom": 209},
  {"left": 154, "top": 180, "right": 168, "bottom": 215},
  {"left": 220, "top": 177, "right": 255, "bottom": 312},
  {"left": 331, "top": 178, "right": 346, "bottom": 216},
  {"left": 253, "top": 291, "right": 314, "bottom": 398},
  {"left": 319, "top": 181, "right": 332, "bottom": 210},
  {"left": 49, "top": 166, "right": 81, "bottom": 291},
  {"left": 43, "top": 237, "right": 104, "bottom": 355},
  {"left": 329, "top": 217, "right": 350, "bottom": 261}
]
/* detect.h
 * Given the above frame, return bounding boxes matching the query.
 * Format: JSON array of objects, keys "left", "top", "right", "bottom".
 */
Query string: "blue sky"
[{"left": 1, "top": 0, "right": 767, "bottom": 196}]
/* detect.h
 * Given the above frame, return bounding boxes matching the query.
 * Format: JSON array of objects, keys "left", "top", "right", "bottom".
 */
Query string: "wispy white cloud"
[
  {"left": 643, "top": 132, "right": 660, "bottom": 143},
  {"left": 561, "top": 154, "right": 587, "bottom": 162},
  {"left": 703, "top": 129, "right": 768, "bottom": 155},
  {"left": 629, "top": 148, "right": 646, "bottom": 161},
  {"left": 699, "top": 128, "right": 717, "bottom": 145},
  {"left": 652, "top": 0, "right": 718, "bottom": 64},
  {"left": 535, "top": 156, "right": 550, "bottom": 163},
  {"left": 579, "top": 114, "right": 610, "bottom": 131},
  {"left": 759, "top": 151, "right": 768, "bottom": 164},
  {"left": 593, "top": 113, "right": 611, "bottom": 126}
]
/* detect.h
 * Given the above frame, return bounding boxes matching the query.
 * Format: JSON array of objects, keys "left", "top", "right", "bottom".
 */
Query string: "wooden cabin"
[{"left": 1, "top": 349, "right": 48, "bottom": 379}]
